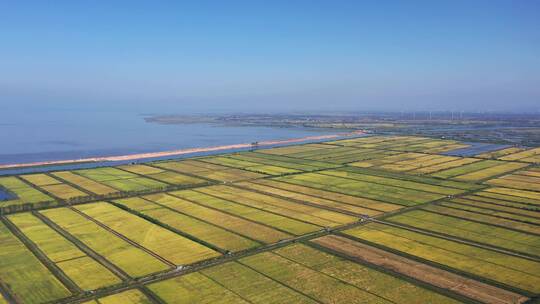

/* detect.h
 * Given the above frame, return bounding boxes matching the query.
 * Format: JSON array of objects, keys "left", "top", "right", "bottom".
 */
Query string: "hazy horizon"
[{"left": 1, "top": 1, "right": 539, "bottom": 113}]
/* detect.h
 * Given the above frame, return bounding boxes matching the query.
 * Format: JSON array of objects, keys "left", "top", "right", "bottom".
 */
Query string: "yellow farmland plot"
[
  {"left": 385, "top": 209, "right": 540, "bottom": 257},
  {"left": 98, "top": 289, "right": 153, "bottom": 304},
  {"left": 452, "top": 162, "right": 528, "bottom": 181},
  {"left": 272, "top": 244, "right": 461, "bottom": 304},
  {"left": 487, "top": 170, "right": 540, "bottom": 192},
  {"left": 200, "top": 262, "right": 317, "bottom": 303},
  {"left": 148, "top": 272, "right": 250, "bottom": 303},
  {"left": 52, "top": 171, "right": 118, "bottom": 195},
  {"left": 147, "top": 191, "right": 297, "bottom": 241},
  {"left": 477, "top": 147, "right": 526, "bottom": 159},
  {"left": 236, "top": 181, "right": 383, "bottom": 216},
  {"left": 423, "top": 204, "right": 540, "bottom": 235},
  {"left": 198, "top": 185, "right": 357, "bottom": 227},
  {"left": 19, "top": 173, "right": 61, "bottom": 186},
  {"left": 345, "top": 223, "right": 540, "bottom": 293},
  {"left": 40, "top": 207, "right": 170, "bottom": 278},
  {"left": 483, "top": 187, "right": 540, "bottom": 201},
  {"left": 118, "top": 164, "right": 165, "bottom": 175},
  {"left": 0, "top": 176, "right": 53, "bottom": 204},
  {"left": 413, "top": 158, "right": 481, "bottom": 174},
  {"left": 114, "top": 197, "right": 259, "bottom": 252},
  {"left": 258, "top": 143, "right": 336, "bottom": 155},
  {"left": 41, "top": 183, "right": 89, "bottom": 200},
  {"left": 7, "top": 213, "right": 121, "bottom": 291},
  {"left": 249, "top": 179, "right": 402, "bottom": 212},
  {"left": 75, "top": 202, "right": 219, "bottom": 265},
  {"left": 155, "top": 159, "right": 266, "bottom": 182},
  {"left": 500, "top": 147, "right": 540, "bottom": 163},
  {"left": 0, "top": 221, "right": 71, "bottom": 304}
]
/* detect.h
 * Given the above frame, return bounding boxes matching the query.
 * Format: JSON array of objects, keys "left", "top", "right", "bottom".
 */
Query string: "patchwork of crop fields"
[{"left": 0, "top": 135, "right": 539, "bottom": 303}]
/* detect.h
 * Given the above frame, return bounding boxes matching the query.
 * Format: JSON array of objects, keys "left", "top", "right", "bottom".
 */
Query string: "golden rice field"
[{"left": 0, "top": 135, "right": 539, "bottom": 303}]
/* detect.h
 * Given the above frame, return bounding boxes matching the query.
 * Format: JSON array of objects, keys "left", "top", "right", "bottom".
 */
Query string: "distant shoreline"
[{"left": 0, "top": 130, "right": 365, "bottom": 170}]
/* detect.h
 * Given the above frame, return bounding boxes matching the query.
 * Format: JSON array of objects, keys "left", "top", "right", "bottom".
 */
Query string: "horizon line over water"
[{"left": 0, "top": 109, "right": 348, "bottom": 166}]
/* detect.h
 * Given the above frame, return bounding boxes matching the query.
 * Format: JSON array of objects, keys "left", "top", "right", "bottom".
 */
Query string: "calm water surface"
[{"left": 0, "top": 109, "right": 336, "bottom": 165}]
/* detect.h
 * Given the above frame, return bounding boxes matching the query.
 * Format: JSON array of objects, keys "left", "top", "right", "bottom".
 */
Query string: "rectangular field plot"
[
  {"left": 75, "top": 167, "right": 168, "bottom": 192},
  {"left": 145, "top": 191, "right": 293, "bottom": 243},
  {"left": 97, "top": 289, "right": 153, "bottom": 304},
  {"left": 200, "top": 261, "right": 317, "bottom": 304},
  {"left": 449, "top": 196, "right": 540, "bottom": 220},
  {"left": 423, "top": 203, "right": 540, "bottom": 235},
  {"left": 118, "top": 164, "right": 210, "bottom": 186},
  {"left": 487, "top": 169, "right": 540, "bottom": 192},
  {"left": 19, "top": 173, "right": 61, "bottom": 186},
  {"left": 295, "top": 147, "right": 401, "bottom": 164},
  {"left": 413, "top": 157, "right": 481, "bottom": 174},
  {"left": 499, "top": 147, "right": 540, "bottom": 163},
  {"left": 113, "top": 197, "right": 260, "bottom": 252},
  {"left": 197, "top": 185, "right": 357, "bottom": 227},
  {"left": 154, "top": 159, "right": 266, "bottom": 182},
  {"left": 42, "top": 183, "right": 89, "bottom": 200},
  {"left": 7, "top": 213, "right": 121, "bottom": 291},
  {"left": 274, "top": 171, "right": 455, "bottom": 206},
  {"left": 344, "top": 222, "right": 540, "bottom": 294},
  {"left": 225, "top": 151, "right": 339, "bottom": 170},
  {"left": 75, "top": 202, "right": 219, "bottom": 266},
  {"left": 148, "top": 272, "right": 250, "bottom": 303},
  {"left": 52, "top": 171, "right": 118, "bottom": 195},
  {"left": 239, "top": 244, "right": 462, "bottom": 304},
  {"left": 40, "top": 207, "right": 170, "bottom": 278},
  {"left": 431, "top": 160, "right": 528, "bottom": 181},
  {"left": 477, "top": 147, "right": 527, "bottom": 159},
  {"left": 437, "top": 199, "right": 540, "bottom": 225},
  {"left": 20, "top": 173, "right": 89, "bottom": 200},
  {"left": 0, "top": 177, "right": 53, "bottom": 206},
  {"left": 235, "top": 181, "right": 384, "bottom": 216},
  {"left": 198, "top": 156, "right": 300, "bottom": 175},
  {"left": 325, "top": 167, "right": 480, "bottom": 191},
  {"left": 0, "top": 220, "right": 71, "bottom": 304},
  {"left": 384, "top": 209, "right": 540, "bottom": 257},
  {"left": 257, "top": 143, "right": 338, "bottom": 155},
  {"left": 246, "top": 179, "right": 403, "bottom": 212},
  {"left": 312, "top": 235, "right": 528, "bottom": 304}
]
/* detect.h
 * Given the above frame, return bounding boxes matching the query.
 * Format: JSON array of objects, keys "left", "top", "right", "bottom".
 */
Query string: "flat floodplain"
[{"left": 344, "top": 222, "right": 540, "bottom": 294}]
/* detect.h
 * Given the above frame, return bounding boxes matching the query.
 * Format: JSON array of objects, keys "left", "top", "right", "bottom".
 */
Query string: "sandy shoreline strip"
[{"left": 0, "top": 130, "right": 364, "bottom": 170}]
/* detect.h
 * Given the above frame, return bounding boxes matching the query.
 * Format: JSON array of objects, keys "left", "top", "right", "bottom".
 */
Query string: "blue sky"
[{"left": 1, "top": 1, "right": 539, "bottom": 113}]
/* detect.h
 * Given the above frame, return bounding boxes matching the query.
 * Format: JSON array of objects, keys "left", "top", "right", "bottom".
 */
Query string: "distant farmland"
[{"left": 0, "top": 135, "right": 539, "bottom": 304}]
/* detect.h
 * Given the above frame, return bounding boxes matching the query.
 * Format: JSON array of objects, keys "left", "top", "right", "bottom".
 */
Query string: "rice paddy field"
[{"left": 0, "top": 135, "right": 539, "bottom": 303}]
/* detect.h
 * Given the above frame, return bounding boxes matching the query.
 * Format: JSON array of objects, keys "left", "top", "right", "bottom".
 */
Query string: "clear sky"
[{"left": 1, "top": 0, "right": 539, "bottom": 113}]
